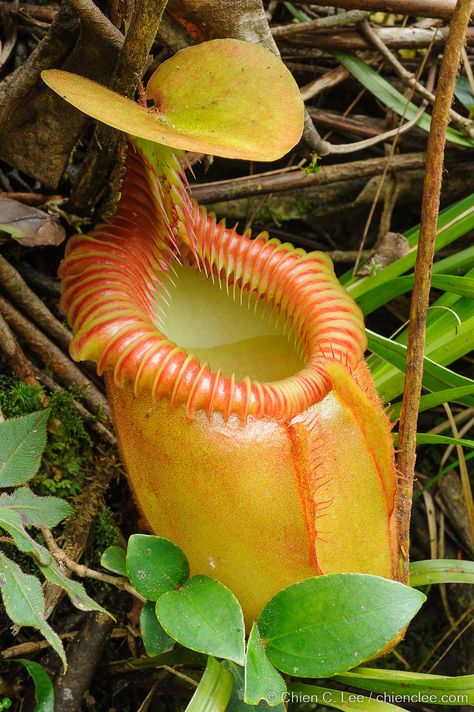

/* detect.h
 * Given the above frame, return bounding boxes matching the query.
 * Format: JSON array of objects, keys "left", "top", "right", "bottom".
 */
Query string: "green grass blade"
[
  {"left": 358, "top": 273, "right": 474, "bottom": 315},
  {"left": 413, "top": 433, "right": 474, "bottom": 449},
  {"left": 367, "top": 331, "right": 474, "bottom": 405},
  {"left": 335, "top": 666, "right": 474, "bottom": 705},
  {"left": 342, "top": 196, "right": 474, "bottom": 293},
  {"left": 357, "top": 249, "right": 474, "bottom": 314},
  {"left": 369, "top": 306, "right": 474, "bottom": 400},
  {"left": 288, "top": 683, "right": 408, "bottom": 711},
  {"left": 430, "top": 274, "right": 474, "bottom": 298},
  {"left": 392, "top": 433, "right": 474, "bottom": 448},
  {"left": 333, "top": 51, "right": 474, "bottom": 148},
  {"left": 410, "top": 559, "right": 474, "bottom": 587},
  {"left": 431, "top": 245, "right": 474, "bottom": 276},
  {"left": 389, "top": 385, "right": 474, "bottom": 420}
]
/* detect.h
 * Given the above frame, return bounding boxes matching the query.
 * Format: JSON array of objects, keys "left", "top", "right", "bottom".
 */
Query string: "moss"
[
  {"left": 93, "top": 506, "right": 120, "bottom": 565},
  {"left": 0, "top": 375, "right": 44, "bottom": 417},
  {"left": 0, "top": 375, "right": 91, "bottom": 499}
]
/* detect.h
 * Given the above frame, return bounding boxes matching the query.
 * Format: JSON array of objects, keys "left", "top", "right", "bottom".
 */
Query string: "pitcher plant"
[{"left": 43, "top": 38, "right": 402, "bottom": 623}]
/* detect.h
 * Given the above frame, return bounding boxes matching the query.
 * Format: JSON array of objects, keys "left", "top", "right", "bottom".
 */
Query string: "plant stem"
[
  {"left": 41, "top": 527, "right": 145, "bottom": 602},
  {"left": 395, "top": 0, "right": 473, "bottom": 583}
]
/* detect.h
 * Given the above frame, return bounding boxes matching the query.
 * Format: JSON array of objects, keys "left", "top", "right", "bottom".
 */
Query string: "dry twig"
[
  {"left": 0, "top": 311, "right": 44, "bottom": 389},
  {"left": 301, "top": 66, "right": 350, "bottom": 102},
  {"left": 360, "top": 18, "right": 474, "bottom": 139},
  {"left": 192, "top": 152, "right": 428, "bottom": 203},
  {"left": 41, "top": 527, "right": 145, "bottom": 602},
  {"left": 0, "top": 255, "right": 71, "bottom": 353},
  {"left": 0, "top": 295, "right": 110, "bottom": 419},
  {"left": 272, "top": 10, "right": 369, "bottom": 37}
]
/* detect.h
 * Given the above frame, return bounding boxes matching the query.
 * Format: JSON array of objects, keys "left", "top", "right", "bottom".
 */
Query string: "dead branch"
[
  {"left": 13, "top": 262, "right": 61, "bottom": 298},
  {"left": 42, "top": 527, "right": 144, "bottom": 602},
  {"left": 0, "top": 191, "right": 63, "bottom": 207},
  {"left": 191, "top": 152, "right": 428, "bottom": 203},
  {"left": 278, "top": 25, "right": 474, "bottom": 50},
  {"left": 0, "top": 255, "right": 71, "bottom": 353},
  {"left": 360, "top": 19, "right": 474, "bottom": 139},
  {"left": 0, "top": 3, "right": 79, "bottom": 134},
  {"left": 324, "top": 101, "right": 427, "bottom": 154},
  {"left": 67, "top": 0, "right": 123, "bottom": 50},
  {"left": 272, "top": 9, "right": 369, "bottom": 37},
  {"left": 288, "top": 0, "right": 474, "bottom": 20},
  {"left": 2, "top": 3, "right": 59, "bottom": 23},
  {"left": 1, "top": 628, "right": 127, "bottom": 660},
  {"left": 0, "top": 311, "right": 44, "bottom": 389},
  {"left": 0, "top": 296, "right": 110, "bottom": 420},
  {"left": 301, "top": 66, "right": 350, "bottom": 101}
]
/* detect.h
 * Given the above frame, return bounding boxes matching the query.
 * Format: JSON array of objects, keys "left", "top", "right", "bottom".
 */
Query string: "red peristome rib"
[{"left": 60, "top": 140, "right": 367, "bottom": 422}]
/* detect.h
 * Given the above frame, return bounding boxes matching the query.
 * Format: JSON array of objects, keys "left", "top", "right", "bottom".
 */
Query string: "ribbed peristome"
[{"left": 60, "top": 139, "right": 368, "bottom": 422}]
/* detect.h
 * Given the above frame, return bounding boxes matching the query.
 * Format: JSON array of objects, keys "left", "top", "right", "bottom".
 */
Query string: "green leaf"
[
  {"left": 0, "top": 410, "right": 49, "bottom": 486},
  {"left": 42, "top": 40, "right": 304, "bottom": 161},
  {"left": 287, "top": 683, "right": 407, "bottom": 711},
  {"left": 224, "top": 661, "right": 286, "bottom": 711},
  {"left": 244, "top": 624, "right": 286, "bottom": 707},
  {"left": 0, "top": 487, "right": 73, "bottom": 527},
  {"left": 334, "top": 51, "right": 474, "bottom": 148},
  {"left": 257, "top": 574, "right": 426, "bottom": 678},
  {"left": 101, "top": 545, "right": 127, "bottom": 576},
  {"left": 129, "top": 647, "right": 207, "bottom": 670},
  {"left": 140, "top": 600, "right": 174, "bottom": 656},
  {"left": 186, "top": 657, "right": 233, "bottom": 712},
  {"left": 0, "top": 554, "right": 66, "bottom": 670},
  {"left": 39, "top": 561, "right": 109, "bottom": 615},
  {"left": 455, "top": 76, "right": 474, "bottom": 113},
  {"left": 14, "top": 659, "right": 54, "bottom": 712},
  {"left": 0, "top": 509, "right": 106, "bottom": 615},
  {"left": 156, "top": 576, "right": 245, "bottom": 665},
  {"left": 410, "top": 559, "right": 474, "bottom": 587},
  {"left": 126, "top": 534, "right": 189, "bottom": 600},
  {"left": 389, "top": 385, "right": 474, "bottom": 420},
  {"left": 334, "top": 667, "right": 474, "bottom": 706},
  {"left": 0, "top": 509, "right": 53, "bottom": 565}
]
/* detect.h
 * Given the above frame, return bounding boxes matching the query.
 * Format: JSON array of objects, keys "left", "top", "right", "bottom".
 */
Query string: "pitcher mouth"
[{"left": 60, "top": 143, "right": 367, "bottom": 422}]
